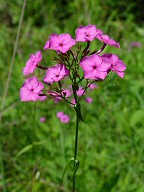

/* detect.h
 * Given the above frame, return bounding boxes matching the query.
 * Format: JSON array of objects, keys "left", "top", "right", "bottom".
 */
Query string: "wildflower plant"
[{"left": 20, "top": 24, "right": 126, "bottom": 191}]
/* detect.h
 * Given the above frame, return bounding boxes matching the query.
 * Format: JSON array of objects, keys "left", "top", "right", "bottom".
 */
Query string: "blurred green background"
[{"left": 0, "top": 0, "right": 144, "bottom": 191}]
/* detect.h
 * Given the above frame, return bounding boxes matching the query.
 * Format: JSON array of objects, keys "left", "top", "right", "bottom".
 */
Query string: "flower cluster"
[{"left": 20, "top": 24, "right": 126, "bottom": 121}]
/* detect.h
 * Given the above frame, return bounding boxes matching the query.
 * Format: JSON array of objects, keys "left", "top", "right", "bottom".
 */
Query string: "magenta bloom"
[
  {"left": 62, "top": 89, "right": 71, "bottom": 98},
  {"left": 44, "top": 33, "right": 76, "bottom": 53},
  {"left": 40, "top": 117, "right": 46, "bottom": 123},
  {"left": 80, "top": 54, "right": 111, "bottom": 80},
  {"left": 102, "top": 53, "right": 126, "bottom": 78},
  {"left": 57, "top": 112, "right": 70, "bottom": 124},
  {"left": 130, "top": 42, "right": 142, "bottom": 47},
  {"left": 23, "top": 51, "right": 42, "bottom": 76},
  {"left": 20, "top": 76, "right": 44, "bottom": 101},
  {"left": 75, "top": 24, "right": 103, "bottom": 42},
  {"left": 85, "top": 97, "right": 93, "bottom": 103},
  {"left": 88, "top": 83, "right": 98, "bottom": 90},
  {"left": 97, "top": 34, "right": 120, "bottom": 48},
  {"left": 38, "top": 94, "right": 47, "bottom": 101},
  {"left": 77, "top": 87, "right": 85, "bottom": 97},
  {"left": 43, "top": 64, "right": 70, "bottom": 83}
]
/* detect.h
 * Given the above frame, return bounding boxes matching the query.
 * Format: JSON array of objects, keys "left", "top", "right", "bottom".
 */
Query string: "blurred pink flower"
[
  {"left": 85, "top": 97, "right": 93, "bottom": 103},
  {"left": 44, "top": 33, "right": 76, "bottom": 53},
  {"left": 20, "top": 76, "right": 44, "bottom": 101},
  {"left": 77, "top": 87, "right": 85, "bottom": 97},
  {"left": 62, "top": 89, "right": 71, "bottom": 98},
  {"left": 130, "top": 42, "right": 142, "bottom": 47},
  {"left": 97, "top": 34, "right": 120, "bottom": 48},
  {"left": 88, "top": 83, "right": 98, "bottom": 90},
  {"left": 43, "top": 64, "right": 69, "bottom": 83},
  {"left": 23, "top": 51, "right": 42, "bottom": 76},
  {"left": 75, "top": 24, "right": 103, "bottom": 42},
  {"left": 80, "top": 54, "right": 111, "bottom": 80},
  {"left": 102, "top": 53, "right": 126, "bottom": 78},
  {"left": 70, "top": 99, "right": 76, "bottom": 107},
  {"left": 40, "top": 117, "right": 46, "bottom": 122},
  {"left": 57, "top": 111, "right": 70, "bottom": 123}
]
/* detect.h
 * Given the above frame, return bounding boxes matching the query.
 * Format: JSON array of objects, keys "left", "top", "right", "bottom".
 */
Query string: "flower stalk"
[{"left": 73, "top": 103, "right": 80, "bottom": 192}]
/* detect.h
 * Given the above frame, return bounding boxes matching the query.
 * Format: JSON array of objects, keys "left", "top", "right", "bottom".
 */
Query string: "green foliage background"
[{"left": 0, "top": 0, "right": 144, "bottom": 191}]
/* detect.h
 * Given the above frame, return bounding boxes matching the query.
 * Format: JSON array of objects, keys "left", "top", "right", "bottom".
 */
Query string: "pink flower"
[
  {"left": 88, "top": 83, "right": 98, "bottom": 90},
  {"left": 23, "top": 51, "right": 42, "bottom": 76},
  {"left": 102, "top": 53, "right": 126, "bottom": 78},
  {"left": 130, "top": 42, "right": 142, "bottom": 47},
  {"left": 57, "top": 111, "right": 64, "bottom": 118},
  {"left": 71, "top": 99, "right": 76, "bottom": 106},
  {"left": 40, "top": 117, "right": 46, "bottom": 123},
  {"left": 75, "top": 24, "right": 103, "bottom": 42},
  {"left": 43, "top": 64, "right": 70, "bottom": 84},
  {"left": 85, "top": 97, "right": 93, "bottom": 103},
  {"left": 80, "top": 54, "right": 111, "bottom": 80},
  {"left": 97, "top": 34, "right": 120, "bottom": 48},
  {"left": 77, "top": 87, "right": 85, "bottom": 97},
  {"left": 38, "top": 95, "right": 47, "bottom": 101},
  {"left": 20, "top": 76, "right": 44, "bottom": 101},
  {"left": 44, "top": 33, "right": 76, "bottom": 53},
  {"left": 57, "top": 112, "right": 70, "bottom": 123},
  {"left": 62, "top": 89, "right": 71, "bottom": 98}
]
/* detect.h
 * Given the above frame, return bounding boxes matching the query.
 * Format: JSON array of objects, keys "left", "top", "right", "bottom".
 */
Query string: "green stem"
[
  {"left": 0, "top": 144, "right": 7, "bottom": 192},
  {"left": 72, "top": 106, "right": 79, "bottom": 192}
]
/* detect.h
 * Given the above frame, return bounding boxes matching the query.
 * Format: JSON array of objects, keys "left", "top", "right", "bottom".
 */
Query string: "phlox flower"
[
  {"left": 23, "top": 51, "right": 42, "bottom": 76},
  {"left": 77, "top": 87, "right": 85, "bottom": 97},
  {"left": 102, "top": 53, "right": 126, "bottom": 78},
  {"left": 38, "top": 94, "right": 47, "bottom": 101},
  {"left": 88, "top": 83, "right": 98, "bottom": 90},
  {"left": 85, "top": 97, "right": 93, "bottom": 103},
  {"left": 57, "top": 111, "right": 70, "bottom": 123},
  {"left": 43, "top": 63, "right": 70, "bottom": 84},
  {"left": 97, "top": 34, "right": 120, "bottom": 48},
  {"left": 75, "top": 24, "right": 103, "bottom": 42},
  {"left": 71, "top": 99, "right": 76, "bottom": 106},
  {"left": 44, "top": 33, "right": 76, "bottom": 53},
  {"left": 80, "top": 54, "right": 111, "bottom": 80},
  {"left": 130, "top": 42, "right": 142, "bottom": 47},
  {"left": 20, "top": 76, "right": 44, "bottom": 101},
  {"left": 40, "top": 117, "right": 46, "bottom": 123}
]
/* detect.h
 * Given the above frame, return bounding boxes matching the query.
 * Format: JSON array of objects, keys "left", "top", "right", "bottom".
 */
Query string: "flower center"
[
  {"left": 93, "top": 66, "right": 97, "bottom": 70},
  {"left": 59, "top": 43, "right": 63, "bottom": 47}
]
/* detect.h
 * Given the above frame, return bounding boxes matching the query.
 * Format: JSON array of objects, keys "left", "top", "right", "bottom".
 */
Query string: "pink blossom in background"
[
  {"left": 38, "top": 95, "right": 47, "bottom": 101},
  {"left": 71, "top": 99, "right": 76, "bottom": 106},
  {"left": 130, "top": 42, "right": 142, "bottom": 47},
  {"left": 43, "top": 64, "right": 70, "bottom": 83},
  {"left": 80, "top": 54, "right": 111, "bottom": 80},
  {"left": 97, "top": 34, "right": 120, "bottom": 48},
  {"left": 44, "top": 33, "right": 76, "bottom": 53},
  {"left": 102, "top": 53, "right": 126, "bottom": 78},
  {"left": 75, "top": 24, "right": 103, "bottom": 42},
  {"left": 85, "top": 97, "right": 93, "bottom": 103},
  {"left": 57, "top": 111, "right": 70, "bottom": 123},
  {"left": 77, "top": 87, "right": 85, "bottom": 97},
  {"left": 57, "top": 111, "right": 64, "bottom": 118},
  {"left": 40, "top": 117, "right": 46, "bottom": 123},
  {"left": 62, "top": 89, "right": 71, "bottom": 98},
  {"left": 88, "top": 83, "right": 98, "bottom": 90},
  {"left": 20, "top": 76, "right": 44, "bottom": 101},
  {"left": 23, "top": 51, "right": 42, "bottom": 76}
]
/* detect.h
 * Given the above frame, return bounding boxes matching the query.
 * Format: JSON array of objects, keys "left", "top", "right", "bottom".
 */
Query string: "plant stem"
[
  {"left": 72, "top": 106, "right": 79, "bottom": 192},
  {"left": 0, "top": 144, "right": 7, "bottom": 192}
]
